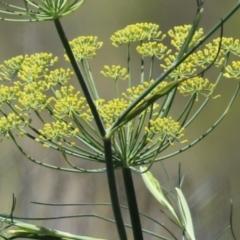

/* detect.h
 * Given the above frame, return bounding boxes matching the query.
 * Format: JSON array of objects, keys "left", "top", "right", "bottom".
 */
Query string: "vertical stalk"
[
  {"left": 104, "top": 139, "right": 128, "bottom": 240},
  {"left": 122, "top": 167, "right": 143, "bottom": 240},
  {"left": 127, "top": 43, "right": 132, "bottom": 88},
  {"left": 54, "top": 19, "right": 127, "bottom": 240}
]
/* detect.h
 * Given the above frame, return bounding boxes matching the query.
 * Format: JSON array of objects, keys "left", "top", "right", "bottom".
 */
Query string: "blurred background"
[{"left": 0, "top": 0, "right": 240, "bottom": 239}]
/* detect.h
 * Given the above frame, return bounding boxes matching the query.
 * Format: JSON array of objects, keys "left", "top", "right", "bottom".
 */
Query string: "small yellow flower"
[
  {"left": 23, "top": 53, "right": 58, "bottom": 69},
  {"left": 145, "top": 117, "right": 185, "bottom": 145},
  {"left": 212, "top": 37, "right": 240, "bottom": 56},
  {"left": 224, "top": 61, "right": 240, "bottom": 79},
  {"left": 0, "top": 84, "right": 20, "bottom": 105},
  {"left": 0, "top": 55, "right": 24, "bottom": 81},
  {"left": 36, "top": 121, "right": 79, "bottom": 144},
  {"left": 0, "top": 53, "right": 58, "bottom": 84},
  {"left": 18, "top": 65, "right": 44, "bottom": 84},
  {"left": 50, "top": 86, "right": 90, "bottom": 120},
  {"left": 168, "top": 25, "right": 203, "bottom": 50},
  {"left": 160, "top": 55, "right": 196, "bottom": 79},
  {"left": 96, "top": 98, "right": 129, "bottom": 128},
  {"left": 191, "top": 47, "right": 224, "bottom": 68},
  {"left": 123, "top": 80, "right": 168, "bottom": 103},
  {"left": 66, "top": 36, "right": 103, "bottom": 61},
  {"left": 0, "top": 113, "right": 28, "bottom": 138},
  {"left": 178, "top": 77, "right": 216, "bottom": 101},
  {"left": 44, "top": 68, "right": 74, "bottom": 87},
  {"left": 110, "top": 23, "right": 165, "bottom": 47},
  {"left": 136, "top": 42, "right": 171, "bottom": 59},
  {"left": 17, "top": 82, "right": 48, "bottom": 111},
  {"left": 101, "top": 65, "right": 129, "bottom": 80}
]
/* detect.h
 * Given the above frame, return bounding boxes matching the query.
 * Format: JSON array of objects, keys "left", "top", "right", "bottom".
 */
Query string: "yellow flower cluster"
[
  {"left": 50, "top": 86, "right": 90, "bottom": 120},
  {"left": 66, "top": 36, "right": 103, "bottom": 61},
  {"left": 0, "top": 55, "right": 24, "bottom": 81},
  {"left": 18, "top": 53, "right": 58, "bottom": 84},
  {"left": 0, "top": 52, "right": 75, "bottom": 114},
  {"left": 23, "top": 53, "right": 58, "bottom": 69},
  {"left": 168, "top": 25, "right": 204, "bottom": 50},
  {"left": 18, "top": 65, "right": 43, "bottom": 84},
  {"left": 224, "top": 61, "right": 240, "bottom": 79},
  {"left": 178, "top": 77, "right": 216, "bottom": 101},
  {"left": 160, "top": 55, "right": 196, "bottom": 79},
  {"left": 0, "top": 53, "right": 58, "bottom": 84},
  {"left": 101, "top": 65, "right": 129, "bottom": 80},
  {"left": 191, "top": 47, "right": 224, "bottom": 68},
  {"left": 95, "top": 98, "right": 129, "bottom": 128},
  {"left": 212, "top": 37, "right": 240, "bottom": 56},
  {"left": 0, "top": 84, "right": 20, "bottom": 105},
  {"left": 44, "top": 68, "right": 74, "bottom": 87},
  {"left": 17, "top": 82, "right": 48, "bottom": 111},
  {"left": 136, "top": 42, "right": 171, "bottom": 59},
  {"left": 0, "top": 113, "right": 28, "bottom": 138},
  {"left": 145, "top": 117, "right": 185, "bottom": 145},
  {"left": 123, "top": 80, "right": 168, "bottom": 103},
  {"left": 36, "top": 121, "right": 79, "bottom": 146},
  {"left": 110, "top": 23, "right": 165, "bottom": 47}
]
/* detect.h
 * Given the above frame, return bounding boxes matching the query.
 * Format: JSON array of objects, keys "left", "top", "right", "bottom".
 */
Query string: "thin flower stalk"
[{"left": 81, "top": 59, "right": 99, "bottom": 100}]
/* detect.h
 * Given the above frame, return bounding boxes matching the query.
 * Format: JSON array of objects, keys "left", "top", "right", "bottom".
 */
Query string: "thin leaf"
[
  {"left": 140, "top": 166, "right": 182, "bottom": 227},
  {"left": 175, "top": 188, "right": 195, "bottom": 240}
]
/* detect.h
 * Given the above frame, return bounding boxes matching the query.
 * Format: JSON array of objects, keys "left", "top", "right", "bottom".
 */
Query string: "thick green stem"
[
  {"left": 104, "top": 139, "right": 128, "bottom": 240},
  {"left": 54, "top": 19, "right": 127, "bottom": 239},
  {"left": 53, "top": 18, "right": 105, "bottom": 137},
  {"left": 122, "top": 167, "right": 143, "bottom": 240}
]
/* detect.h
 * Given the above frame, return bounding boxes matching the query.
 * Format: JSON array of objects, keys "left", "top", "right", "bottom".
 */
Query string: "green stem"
[
  {"left": 122, "top": 167, "right": 143, "bottom": 240},
  {"left": 115, "top": 79, "right": 119, "bottom": 98},
  {"left": 176, "top": 7, "right": 203, "bottom": 60},
  {"left": 149, "top": 56, "right": 154, "bottom": 80},
  {"left": 127, "top": 43, "right": 131, "bottom": 88},
  {"left": 81, "top": 59, "right": 99, "bottom": 100},
  {"left": 140, "top": 55, "right": 144, "bottom": 83},
  {"left": 104, "top": 138, "right": 128, "bottom": 240},
  {"left": 54, "top": 20, "right": 126, "bottom": 238},
  {"left": 53, "top": 18, "right": 105, "bottom": 137}
]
